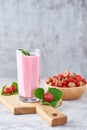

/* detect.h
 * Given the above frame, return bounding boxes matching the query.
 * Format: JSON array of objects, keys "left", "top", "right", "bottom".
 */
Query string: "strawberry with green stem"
[
  {"left": 1, "top": 82, "right": 18, "bottom": 95},
  {"left": 33, "top": 87, "right": 63, "bottom": 107}
]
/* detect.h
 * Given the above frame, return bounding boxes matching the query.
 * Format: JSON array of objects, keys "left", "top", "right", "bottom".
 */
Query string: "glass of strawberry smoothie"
[{"left": 16, "top": 49, "right": 40, "bottom": 102}]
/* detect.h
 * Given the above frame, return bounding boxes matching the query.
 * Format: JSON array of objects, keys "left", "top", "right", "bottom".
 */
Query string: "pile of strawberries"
[
  {"left": 1, "top": 82, "right": 18, "bottom": 96},
  {"left": 46, "top": 71, "right": 87, "bottom": 88},
  {"left": 4, "top": 85, "right": 16, "bottom": 94}
]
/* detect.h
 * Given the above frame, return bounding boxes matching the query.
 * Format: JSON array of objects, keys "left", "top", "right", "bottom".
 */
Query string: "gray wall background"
[{"left": 0, "top": 0, "right": 87, "bottom": 79}]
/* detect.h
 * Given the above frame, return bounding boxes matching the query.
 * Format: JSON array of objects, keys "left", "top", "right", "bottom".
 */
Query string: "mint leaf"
[
  {"left": 18, "top": 49, "right": 30, "bottom": 56},
  {"left": 47, "top": 87, "right": 63, "bottom": 101},
  {"left": 33, "top": 88, "right": 45, "bottom": 99}
]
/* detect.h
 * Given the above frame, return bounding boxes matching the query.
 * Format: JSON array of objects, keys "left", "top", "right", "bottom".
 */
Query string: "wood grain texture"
[
  {"left": 36, "top": 103, "right": 67, "bottom": 126},
  {"left": 0, "top": 94, "right": 67, "bottom": 126},
  {"left": 0, "top": 94, "right": 36, "bottom": 114}
]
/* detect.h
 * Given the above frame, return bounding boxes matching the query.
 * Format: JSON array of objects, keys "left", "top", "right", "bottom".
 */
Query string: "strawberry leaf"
[
  {"left": 34, "top": 87, "right": 63, "bottom": 107},
  {"left": 1, "top": 82, "right": 18, "bottom": 96},
  {"left": 12, "top": 82, "right": 18, "bottom": 92},
  {"left": 49, "top": 100, "right": 58, "bottom": 107},
  {"left": 0, "top": 85, "right": 7, "bottom": 95},
  {"left": 42, "top": 99, "right": 57, "bottom": 107},
  {"left": 42, "top": 100, "right": 50, "bottom": 105},
  {"left": 47, "top": 87, "right": 63, "bottom": 101},
  {"left": 33, "top": 88, "right": 45, "bottom": 99}
]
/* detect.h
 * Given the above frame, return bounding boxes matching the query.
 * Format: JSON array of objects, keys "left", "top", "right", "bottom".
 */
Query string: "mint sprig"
[
  {"left": 33, "top": 87, "right": 63, "bottom": 107},
  {"left": 18, "top": 49, "right": 30, "bottom": 56}
]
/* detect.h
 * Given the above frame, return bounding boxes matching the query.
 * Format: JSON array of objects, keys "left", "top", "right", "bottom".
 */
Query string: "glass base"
[{"left": 19, "top": 95, "right": 39, "bottom": 103}]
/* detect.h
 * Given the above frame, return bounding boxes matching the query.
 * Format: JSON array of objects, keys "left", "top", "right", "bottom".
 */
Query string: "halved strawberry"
[
  {"left": 68, "top": 82, "right": 76, "bottom": 87},
  {"left": 43, "top": 93, "right": 53, "bottom": 102},
  {"left": 9, "top": 85, "right": 16, "bottom": 92},
  {"left": 79, "top": 81, "right": 85, "bottom": 86},
  {"left": 63, "top": 71, "right": 70, "bottom": 77},
  {"left": 4, "top": 87, "right": 11, "bottom": 94}
]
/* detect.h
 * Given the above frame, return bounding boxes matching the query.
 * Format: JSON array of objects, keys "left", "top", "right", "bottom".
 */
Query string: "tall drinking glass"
[{"left": 16, "top": 49, "right": 40, "bottom": 102}]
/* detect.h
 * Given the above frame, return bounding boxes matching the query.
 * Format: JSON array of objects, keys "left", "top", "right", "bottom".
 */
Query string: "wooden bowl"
[{"left": 46, "top": 83, "right": 87, "bottom": 100}]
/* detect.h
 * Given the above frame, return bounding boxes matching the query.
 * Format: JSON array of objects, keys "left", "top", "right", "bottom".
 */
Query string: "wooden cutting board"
[{"left": 0, "top": 94, "right": 67, "bottom": 126}]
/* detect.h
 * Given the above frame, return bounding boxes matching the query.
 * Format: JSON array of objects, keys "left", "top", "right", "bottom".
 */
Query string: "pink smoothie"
[{"left": 17, "top": 50, "right": 40, "bottom": 98}]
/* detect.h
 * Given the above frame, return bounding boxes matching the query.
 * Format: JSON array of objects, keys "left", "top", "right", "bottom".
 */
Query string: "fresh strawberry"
[
  {"left": 75, "top": 75, "right": 82, "bottom": 81},
  {"left": 63, "top": 85, "right": 67, "bottom": 88},
  {"left": 52, "top": 75, "right": 57, "bottom": 79},
  {"left": 9, "top": 85, "right": 16, "bottom": 92},
  {"left": 57, "top": 74, "right": 63, "bottom": 80},
  {"left": 73, "top": 79, "right": 77, "bottom": 84},
  {"left": 68, "top": 82, "right": 76, "bottom": 87},
  {"left": 54, "top": 80, "right": 59, "bottom": 86},
  {"left": 46, "top": 71, "right": 87, "bottom": 88},
  {"left": 57, "top": 82, "right": 63, "bottom": 87},
  {"left": 43, "top": 93, "right": 53, "bottom": 102},
  {"left": 66, "top": 77, "right": 72, "bottom": 83},
  {"left": 48, "top": 82, "right": 54, "bottom": 86},
  {"left": 82, "top": 78, "right": 86, "bottom": 84},
  {"left": 46, "top": 77, "right": 52, "bottom": 84},
  {"left": 52, "top": 77, "right": 58, "bottom": 83},
  {"left": 70, "top": 72, "right": 76, "bottom": 78},
  {"left": 62, "top": 80, "right": 67, "bottom": 85},
  {"left": 63, "top": 71, "right": 70, "bottom": 77},
  {"left": 76, "top": 81, "right": 80, "bottom": 87},
  {"left": 4, "top": 87, "right": 11, "bottom": 94},
  {"left": 79, "top": 81, "right": 85, "bottom": 86}
]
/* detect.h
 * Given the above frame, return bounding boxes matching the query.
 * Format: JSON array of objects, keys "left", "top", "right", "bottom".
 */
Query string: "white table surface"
[{"left": 0, "top": 78, "right": 87, "bottom": 130}]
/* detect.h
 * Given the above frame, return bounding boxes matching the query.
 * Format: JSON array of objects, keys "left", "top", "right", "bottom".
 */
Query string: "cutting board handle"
[{"left": 36, "top": 103, "right": 67, "bottom": 126}]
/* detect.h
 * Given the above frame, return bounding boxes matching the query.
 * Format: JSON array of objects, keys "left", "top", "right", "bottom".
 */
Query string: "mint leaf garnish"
[
  {"left": 33, "top": 88, "right": 44, "bottom": 99},
  {"left": 18, "top": 49, "right": 30, "bottom": 56}
]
